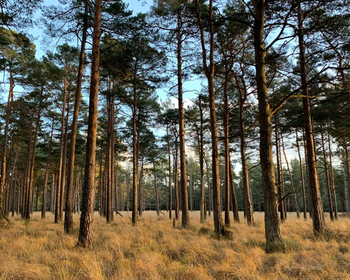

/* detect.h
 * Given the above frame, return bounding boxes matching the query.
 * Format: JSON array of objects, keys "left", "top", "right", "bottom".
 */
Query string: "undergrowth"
[{"left": 0, "top": 211, "right": 349, "bottom": 279}]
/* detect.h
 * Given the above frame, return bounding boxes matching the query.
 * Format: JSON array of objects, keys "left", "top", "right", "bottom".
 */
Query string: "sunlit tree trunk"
[
  {"left": 195, "top": 0, "right": 223, "bottom": 236},
  {"left": 274, "top": 115, "right": 286, "bottom": 222},
  {"left": 78, "top": 0, "right": 102, "bottom": 248},
  {"left": 177, "top": 9, "right": 189, "bottom": 227},
  {"left": 64, "top": 3, "right": 88, "bottom": 233},
  {"left": 224, "top": 72, "right": 230, "bottom": 227},
  {"left": 298, "top": 2, "right": 325, "bottom": 232},
  {"left": 0, "top": 71, "right": 14, "bottom": 217},
  {"left": 251, "top": 0, "right": 282, "bottom": 247}
]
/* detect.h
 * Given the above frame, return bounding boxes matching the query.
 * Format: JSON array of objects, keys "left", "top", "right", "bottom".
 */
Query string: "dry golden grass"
[{"left": 0, "top": 211, "right": 350, "bottom": 279}]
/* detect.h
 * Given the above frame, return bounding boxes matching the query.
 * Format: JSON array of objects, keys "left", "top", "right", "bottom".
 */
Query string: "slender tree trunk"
[
  {"left": 229, "top": 159, "right": 240, "bottom": 222},
  {"left": 296, "top": 128, "right": 307, "bottom": 219},
  {"left": 50, "top": 173, "right": 55, "bottom": 213},
  {"left": 298, "top": 2, "right": 325, "bottom": 233},
  {"left": 174, "top": 140, "right": 179, "bottom": 221},
  {"left": 132, "top": 81, "right": 138, "bottom": 225},
  {"left": 343, "top": 139, "right": 350, "bottom": 213},
  {"left": 252, "top": 0, "right": 282, "bottom": 247},
  {"left": 99, "top": 141, "right": 104, "bottom": 216},
  {"left": 281, "top": 135, "right": 300, "bottom": 218},
  {"left": 198, "top": 96, "right": 206, "bottom": 223},
  {"left": 167, "top": 127, "right": 172, "bottom": 219},
  {"left": 177, "top": 9, "right": 189, "bottom": 228},
  {"left": 327, "top": 131, "right": 337, "bottom": 219},
  {"left": 22, "top": 121, "right": 33, "bottom": 218},
  {"left": 10, "top": 147, "right": 18, "bottom": 217},
  {"left": 320, "top": 127, "right": 334, "bottom": 221},
  {"left": 106, "top": 93, "right": 115, "bottom": 223},
  {"left": 64, "top": 3, "right": 87, "bottom": 233},
  {"left": 138, "top": 158, "right": 144, "bottom": 217},
  {"left": 55, "top": 79, "right": 67, "bottom": 223},
  {"left": 126, "top": 172, "right": 130, "bottom": 212},
  {"left": 205, "top": 155, "right": 211, "bottom": 217},
  {"left": 25, "top": 106, "right": 41, "bottom": 220},
  {"left": 196, "top": 0, "right": 223, "bottom": 236},
  {"left": 239, "top": 93, "right": 253, "bottom": 225},
  {"left": 60, "top": 103, "right": 69, "bottom": 220},
  {"left": 42, "top": 123, "right": 54, "bottom": 219},
  {"left": 154, "top": 163, "right": 160, "bottom": 216},
  {"left": 274, "top": 115, "right": 286, "bottom": 222},
  {"left": 0, "top": 71, "right": 14, "bottom": 217},
  {"left": 224, "top": 72, "right": 230, "bottom": 227},
  {"left": 78, "top": 0, "right": 102, "bottom": 248}
]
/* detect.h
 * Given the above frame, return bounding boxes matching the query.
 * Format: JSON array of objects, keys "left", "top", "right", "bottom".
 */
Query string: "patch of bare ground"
[{"left": 0, "top": 211, "right": 349, "bottom": 279}]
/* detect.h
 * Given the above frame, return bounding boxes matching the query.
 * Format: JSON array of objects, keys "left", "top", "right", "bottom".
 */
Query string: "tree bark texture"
[
  {"left": 252, "top": 0, "right": 282, "bottom": 246},
  {"left": 64, "top": 4, "right": 88, "bottom": 233},
  {"left": 78, "top": 0, "right": 102, "bottom": 248},
  {"left": 298, "top": 2, "right": 325, "bottom": 232}
]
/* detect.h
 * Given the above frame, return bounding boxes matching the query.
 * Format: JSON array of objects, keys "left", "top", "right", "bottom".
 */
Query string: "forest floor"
[{"left": 0, "top": 211, "right": 349, "bottom": 280}]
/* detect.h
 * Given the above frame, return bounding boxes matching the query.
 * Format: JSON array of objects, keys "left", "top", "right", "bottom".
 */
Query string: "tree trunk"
[
  {"left": 320, "top": 127, "right": 334, "bottom": 221},
  {"left": 205, "top": 155, "right": 211, "bottom": 217},
  {"left": 281, "top": 135, "right": 300, "bottom": 218},
  {"left": 154, "top": 163, "right": 160, "bottom": 216},
  {"left": 327, "top": 130, "right": 337, "bottom": 219},
  {"left": 198, "top": 96, "right": 206, "bottom": 223},
  {"left": 78, "top": 0, "right": 102, "bottom": 248},
  {"left": 177, "top": 9, "right": 189, "bottom": 228},
  {"left": 167, "top": 126, "right": 172, "bottom": 219},
  {"left": 132, "top": 79, "right": 138, "bottom": 225},
  {"left": 274, "top": 115, "right": 286, "bottom": 222},
  {"left": 196, "top": 0, "right": 223, "bottom": 236},
  {"left": 0, "top": 71, "right": 14, "bottom": 217},
  {"left": 50, "top": 173, "right": 55, "bottom": 213},
  {"left": 64, "top": 3, "right": 88, "bottom": 233},
  {"left": 55, "top": 77, "right": 67, "bottom": 223},
  {"left": 60, "top": 102, "right": 69, "bottom": 220},
  {"left": 252, "top": 0, "right": 282, "bottom": 247},
  {"left": 239, "top": 89, "right": 254, "bottom": 225},
  {"left": 224, "top": 72, "right": 230, "bottom": 227},
  {"left": 296, "top": 128, "right": 307, "bottom": 219},
  {"left": 22, "top": 119, "right": 33, "bottom": 218},
  {"left": 298, "top": 2, "right": 325, "bottom": 233},
  {"left": 10, "top": 146, "right": 18, "bottom": 217},
  {"left": 343, "top": 139, "right": 350, "bottom": 213},
  {"left": 25, "top": 106, "right": 41, "bottom": 220},
  {"left": 229, "top": 159, "right": 240, "bottom": 222},
  {"left": 173, "top": 140, "right": 179, "bottom": 221},
  {"left": 138, "top": 158, "right": 144, "bottom": 217},
  {"left": 106, "top": 93, "right": 115, "bottom": 223},
  {"left": 42, "top": 123, "right": 54, "bottom": 219}
]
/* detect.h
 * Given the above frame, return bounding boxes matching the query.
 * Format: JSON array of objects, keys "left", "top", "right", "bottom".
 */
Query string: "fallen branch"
[{"left": 114, "top": 208, "right": 123, "bottom": 217}]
